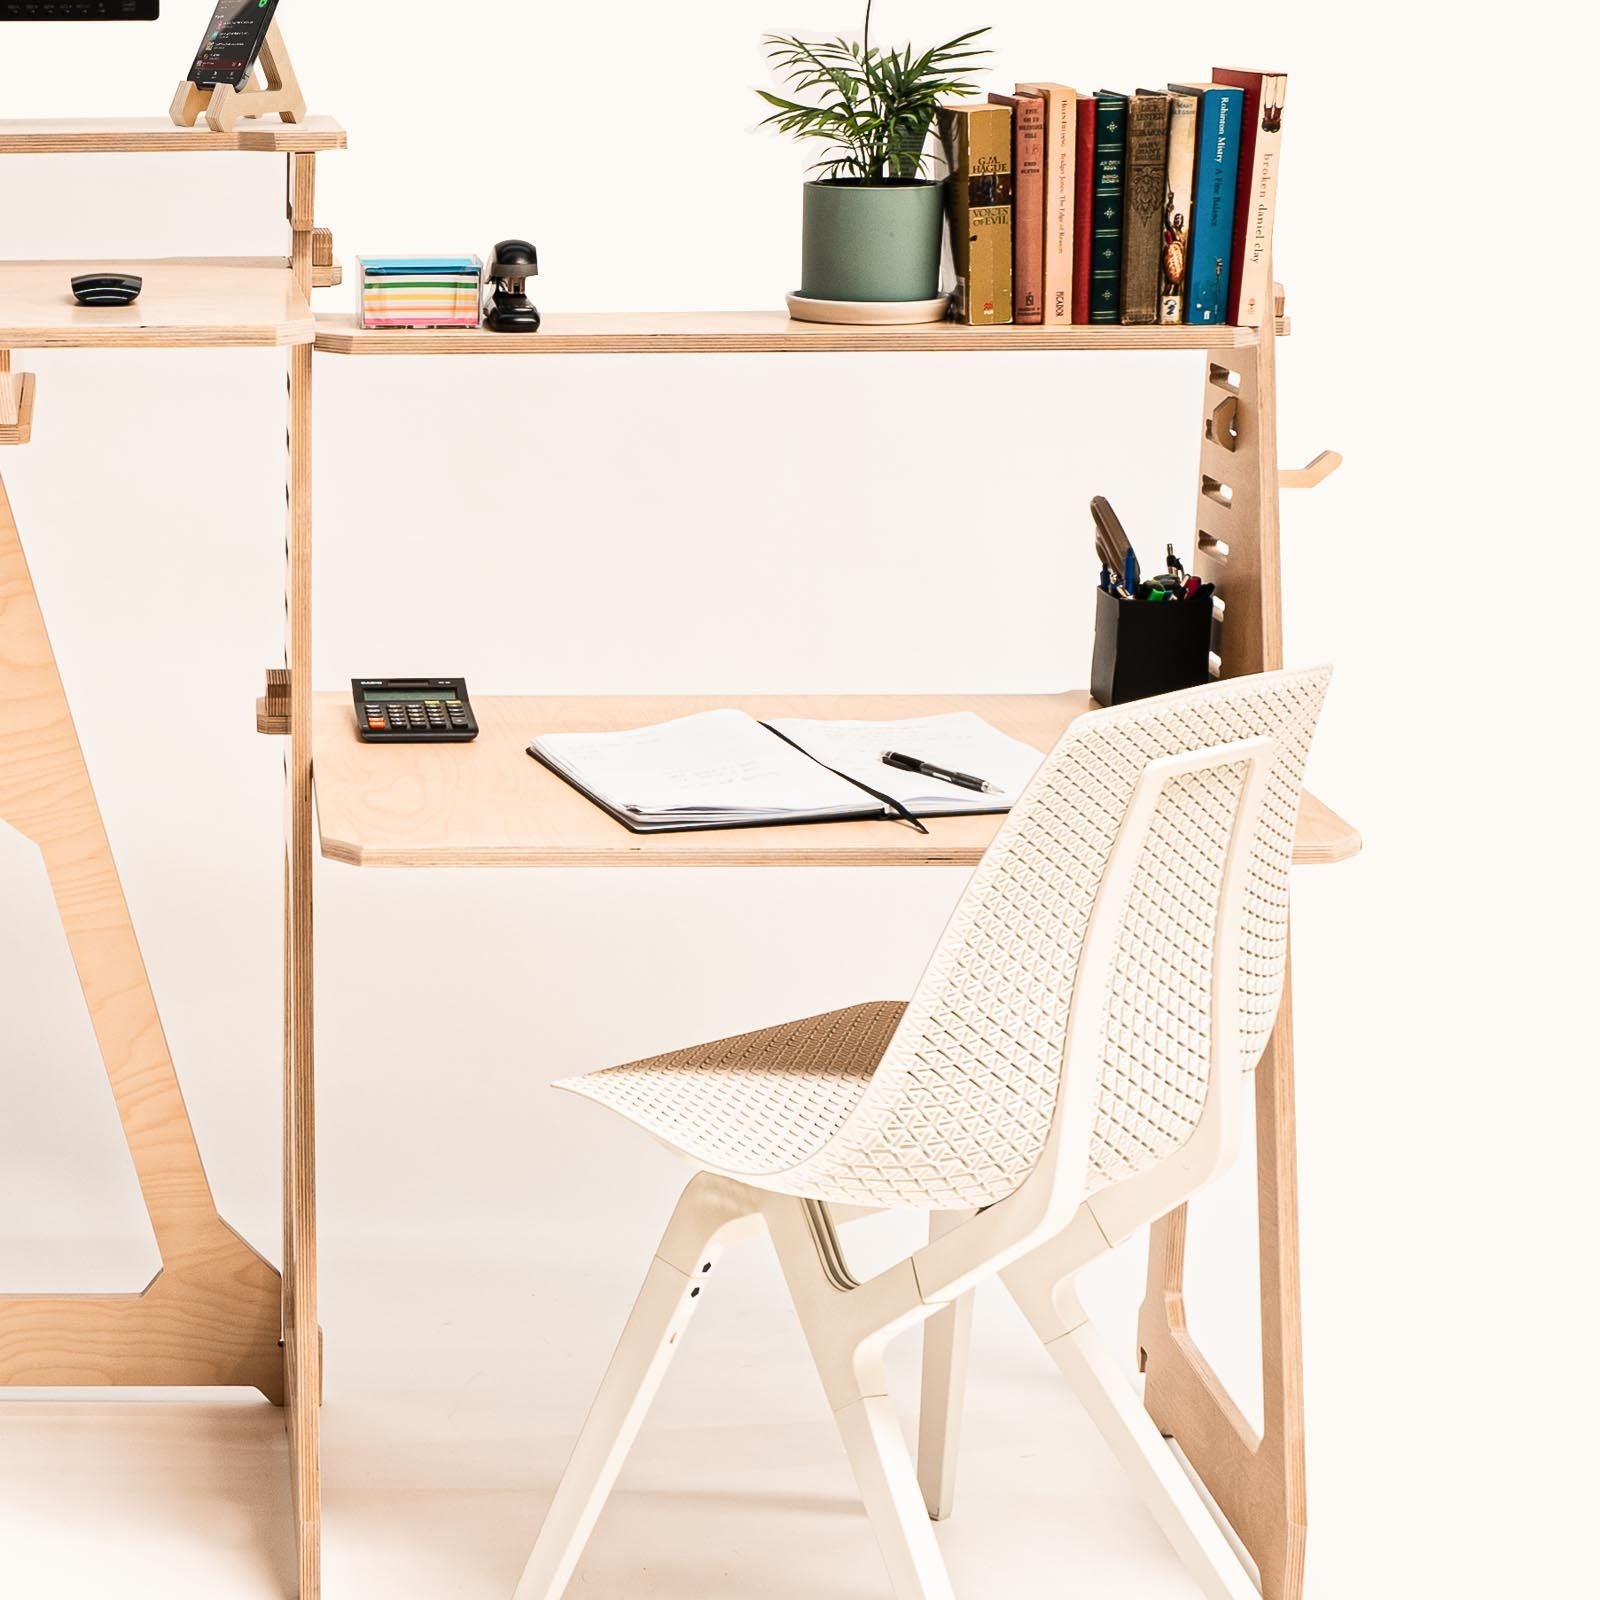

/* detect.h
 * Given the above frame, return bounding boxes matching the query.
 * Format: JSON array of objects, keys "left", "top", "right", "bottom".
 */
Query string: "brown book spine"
[
  {"left": 1016, "top": 84, "right": 1078, "bottom": 324},
  {"left": 938, "top": 103, "right": 1014, "bottom": 325},
  {"left": 1120, "top": 91, "right": 1169, "bottom": 324},
  {"left": 990, "top": 92, "right": 1046, "bottom": 324}
]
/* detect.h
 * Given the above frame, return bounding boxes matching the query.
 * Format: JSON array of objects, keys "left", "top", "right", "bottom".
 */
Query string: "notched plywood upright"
[
  {"left": 0, "top": 463, "right": 283, "bottom": 1399},
  {"left": 1137, "top": 308, "right": 1309, "bottom": 1600}
]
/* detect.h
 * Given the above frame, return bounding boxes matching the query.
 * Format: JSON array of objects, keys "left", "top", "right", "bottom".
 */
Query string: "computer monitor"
[{"left": 1, "top": 3, "right": 159, "bottom": 17}]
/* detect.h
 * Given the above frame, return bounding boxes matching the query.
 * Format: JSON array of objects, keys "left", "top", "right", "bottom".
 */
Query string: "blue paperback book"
[{"left": 1172, "top": 84, "right": 1242, "bottom": 325}]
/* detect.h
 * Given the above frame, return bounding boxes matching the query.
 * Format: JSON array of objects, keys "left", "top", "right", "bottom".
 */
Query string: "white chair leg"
[
  {"left": 916, "top": 1211, "right": 976, "bottom": 1520},
  {"left": 766, "top": 1197, "right": 956, "bottom": 1600},
  {"left": 1001, "top": 1257, "right": 1259, "bottom": 1600},
  {"left": 514, "top": 1174, "right": 759, "bottom": 1600},
  {"left": 836, "top": 1394, "right": 958, "bottom": 1600}
]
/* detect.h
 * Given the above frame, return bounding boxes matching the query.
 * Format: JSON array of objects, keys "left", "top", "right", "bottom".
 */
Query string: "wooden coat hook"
[
  {"left": 169, "top": 21, "right": 306, "bottom": 136},
  {"left": 1280, "top": 449, "right": 1342, "bottom": 490}
]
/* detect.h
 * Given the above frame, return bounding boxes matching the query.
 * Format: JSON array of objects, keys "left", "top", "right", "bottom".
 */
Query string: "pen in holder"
[{"left": 1090, "top": 585, "right": 1215, "bottom": 705}]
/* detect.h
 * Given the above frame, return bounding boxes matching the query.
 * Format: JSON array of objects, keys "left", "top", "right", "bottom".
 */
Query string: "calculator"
[{"left": 353, "top": 678, "right": 479, "bottom": 743}]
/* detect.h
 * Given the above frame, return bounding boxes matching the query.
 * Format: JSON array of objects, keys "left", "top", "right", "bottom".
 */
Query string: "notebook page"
[
  {"left": 764, "top": 712, "right": 1045, "bottom": 814},
  {"left": 531, "top": 709, "right": 876, "bottom": 820}
]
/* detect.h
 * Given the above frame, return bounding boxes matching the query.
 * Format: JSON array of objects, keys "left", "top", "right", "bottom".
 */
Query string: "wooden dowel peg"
[{"left": 1279, "top": 450, "right": 1342, "bottom": 490}]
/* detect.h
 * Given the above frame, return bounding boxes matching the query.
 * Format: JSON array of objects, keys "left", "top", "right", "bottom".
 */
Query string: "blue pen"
[
  {"left": 1100, "top": 564, "right": 1113, "bottom": 593},
  {"left": 1122, "top": 548, "right": 1139, "bottom": 597}
]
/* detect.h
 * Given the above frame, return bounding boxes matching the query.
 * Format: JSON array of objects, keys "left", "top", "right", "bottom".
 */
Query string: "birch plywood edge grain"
[
  {"left": 0, "top": 465, "right": 282, "bottom": 1399},
  {"left": 310, "top": 692, "right": 1352, "bottom": 871},
  {"left": 0, "top": 372, "right": 35, "bottom": 445},
  {"left": 313, "top": 311, "right": 1264, "bottom": 356},
  {"left": 0, "top": 116, "right": 346, "bottom": 155},
  {"left": 0, "top": 260, "right": 314, "bottom": 349},
  {"left": 283, "top": 160, "right": 322, "bottom": 1599}
]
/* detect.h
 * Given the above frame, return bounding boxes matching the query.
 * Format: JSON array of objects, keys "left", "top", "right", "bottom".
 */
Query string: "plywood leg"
[
  {"left": 0, "top": 462, "right": 283, "bottom": 1398},
  {"left": 1137, "top": 316, "right": 1308, "bottom": 1600},
  {"left": 283, "top": 152, "right": 321, "bottom": 1599},
  {"left": 1138, "top": 992, "right": 1306, "bottom": 1600}
]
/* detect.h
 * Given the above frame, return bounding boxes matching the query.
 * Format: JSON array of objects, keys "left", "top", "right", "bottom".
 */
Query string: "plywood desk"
[{"left": 311, "top": 691, "right": 1361, "bottom": 871}]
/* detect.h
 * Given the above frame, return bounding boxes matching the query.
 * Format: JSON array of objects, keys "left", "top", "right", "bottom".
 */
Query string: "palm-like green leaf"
[{"left": 758, "top": 9, "right": 990, "bottom": 183}]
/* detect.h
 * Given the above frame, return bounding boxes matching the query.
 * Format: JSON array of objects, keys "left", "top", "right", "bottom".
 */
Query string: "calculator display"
[{"left": 367, "top": 688, "right": 449, "bottom": 703}]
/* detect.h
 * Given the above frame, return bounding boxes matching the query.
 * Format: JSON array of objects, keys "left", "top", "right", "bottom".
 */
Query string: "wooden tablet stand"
[{"left": 169, "top": 20, "right": 306, "bottom": 135}]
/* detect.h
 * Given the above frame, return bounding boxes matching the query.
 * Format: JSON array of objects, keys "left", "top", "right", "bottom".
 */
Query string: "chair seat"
[{"left": 556, "top": 1002, "right": 907, "bottom": 1197}]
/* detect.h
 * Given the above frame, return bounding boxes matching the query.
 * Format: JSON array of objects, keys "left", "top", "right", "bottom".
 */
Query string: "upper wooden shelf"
[
  {"left": 0, "top": 116, "right": 346, "bottom": 155},
  {"left": 314, "top": 311, "right": 1266, "bottom": 358},
  {"left": 0, "top": 259, "right": 314, "bottom": 349},
  {"left": 311, "top": 690, "right": 1361, "bottom": 870}
]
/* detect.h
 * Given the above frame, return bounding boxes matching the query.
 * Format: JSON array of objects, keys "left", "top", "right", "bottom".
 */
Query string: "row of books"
[{"left": 936, "top": 68, "right": 1286, "bottom": 329}]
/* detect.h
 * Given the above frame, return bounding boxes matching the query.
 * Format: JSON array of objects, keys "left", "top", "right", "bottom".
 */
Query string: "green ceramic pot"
[{"left": 799, "top": 178, "right": 946, "bottom": 303}]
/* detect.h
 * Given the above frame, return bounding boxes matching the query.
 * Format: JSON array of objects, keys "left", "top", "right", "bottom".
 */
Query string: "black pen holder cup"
[{"left": 1090, "top": 588, "right": 1215, "bottom": 706}]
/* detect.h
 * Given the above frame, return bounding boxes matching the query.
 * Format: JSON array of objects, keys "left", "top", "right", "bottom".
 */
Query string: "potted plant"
[{"left": 759, "top": 4, "right": 990, "bottom": 315}]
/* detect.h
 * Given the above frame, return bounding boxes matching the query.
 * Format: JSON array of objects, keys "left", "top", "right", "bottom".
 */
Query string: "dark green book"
[{"left": 1090, "top": 90, "right": 1128, "bottom": 324}]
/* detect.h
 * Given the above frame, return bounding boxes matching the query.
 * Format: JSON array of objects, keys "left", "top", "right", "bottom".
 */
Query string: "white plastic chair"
[{"left": 514, "top": 667, "right": 1331, "bottom": 1600}]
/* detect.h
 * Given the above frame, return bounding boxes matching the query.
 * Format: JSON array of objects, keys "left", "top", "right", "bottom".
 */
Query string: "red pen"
[{"left": 1183, "top": 575, "right": 1202, "bottom": 599}]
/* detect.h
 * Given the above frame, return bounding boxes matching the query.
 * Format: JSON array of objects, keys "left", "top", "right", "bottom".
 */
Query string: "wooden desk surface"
[
  {"left": 313, "top": 692, "right": 1361, "bottom": 870},
  {"left": 0, "top": 259, "right": 314, "bottom": 349}
]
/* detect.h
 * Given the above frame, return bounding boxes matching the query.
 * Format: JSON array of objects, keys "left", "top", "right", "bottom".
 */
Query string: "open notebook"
[{"left": 527, "top": 709, "right": 1045, "bottom": 834}]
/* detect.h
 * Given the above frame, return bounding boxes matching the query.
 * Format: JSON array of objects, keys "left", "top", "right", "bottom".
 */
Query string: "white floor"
[{"left": 0, "top": 1227, "right": 1221, "bottom": 1600}]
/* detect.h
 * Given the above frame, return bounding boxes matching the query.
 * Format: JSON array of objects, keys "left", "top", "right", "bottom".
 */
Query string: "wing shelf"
[
  {"left": 0, "top": 259, "right": 315, "bottom": 349},
  {"left": 314, "top": 311, "right": 1266, "bottom": 357},
  {"left": 0, "top": 116, "right": 346, "bottom": 155}
]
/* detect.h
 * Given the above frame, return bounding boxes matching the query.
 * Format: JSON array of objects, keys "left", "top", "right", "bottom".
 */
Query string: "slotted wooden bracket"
[
  {"left": 169, "top": 21, "right": 307, "bottom": 136},
  {"left": 312, "top": 228, "right": 339, "bottom": 288},
  {"left": 1280, "top": 450, "right": 1342, "bottom": 490},
  {"left": 0, "top": 371, "right": 35, "bottom": 447},
  {"left": 257, "top": 667, "right": 291, "bottom": 735}
]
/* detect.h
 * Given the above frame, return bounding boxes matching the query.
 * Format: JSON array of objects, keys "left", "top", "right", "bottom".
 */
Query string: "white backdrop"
[{"left": 0, "top": 3, "right": 1592, "bottom": 1597}]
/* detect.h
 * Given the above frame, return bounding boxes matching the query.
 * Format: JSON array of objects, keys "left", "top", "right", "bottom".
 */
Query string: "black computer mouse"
[{"left": 71, "top": 273, "right": 143, "bottom": 307}]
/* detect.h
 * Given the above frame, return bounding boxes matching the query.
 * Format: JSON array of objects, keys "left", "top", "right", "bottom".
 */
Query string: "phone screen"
[{"left": 188, "top": 0, "right": 280, "bottom": 88}]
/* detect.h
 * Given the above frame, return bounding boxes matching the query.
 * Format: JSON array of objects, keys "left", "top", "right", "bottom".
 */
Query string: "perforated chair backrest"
[{"left": 786, "top": 668, "right": 1331, "bottom": 1212}]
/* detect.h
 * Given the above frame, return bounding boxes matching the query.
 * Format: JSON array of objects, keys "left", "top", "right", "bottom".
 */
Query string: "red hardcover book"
[
  {"left": 1212, "top": 66, "right": 1286, "bottom": 325},
  {"left": 1071, "top": 95, "right": 1096, "bottom": 324},
  {"left": 990, "top": 92, "right": 1047, "bottom": 324}
]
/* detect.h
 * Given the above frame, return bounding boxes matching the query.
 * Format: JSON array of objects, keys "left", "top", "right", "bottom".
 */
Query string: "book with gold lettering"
[
  {"left": 1212, "top": 67, "right": 1287, "bottom": 327},
  {"left": 989, "top": 91, "right": 1047, "bottom": 324},
  {"left": 938, "top": 101, "right": 1014, "bottom": 325},
  {"left": 1089, "top": 90, "right": 1129, "bottom": 324},
  {"left": 1159, "top": 90, "right": 1199, "bottom": 324},
  {"left": 1015, "top": 82, "right": 1081, "bottom": 325},
  {"left": 1120, "top": 90, "right": 1171, "bottom": 324}
]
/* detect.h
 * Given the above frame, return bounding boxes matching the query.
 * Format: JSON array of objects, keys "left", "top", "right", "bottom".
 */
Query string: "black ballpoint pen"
[{"left": 881, "top": 751, "right": 1001, "bottom": 795}]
